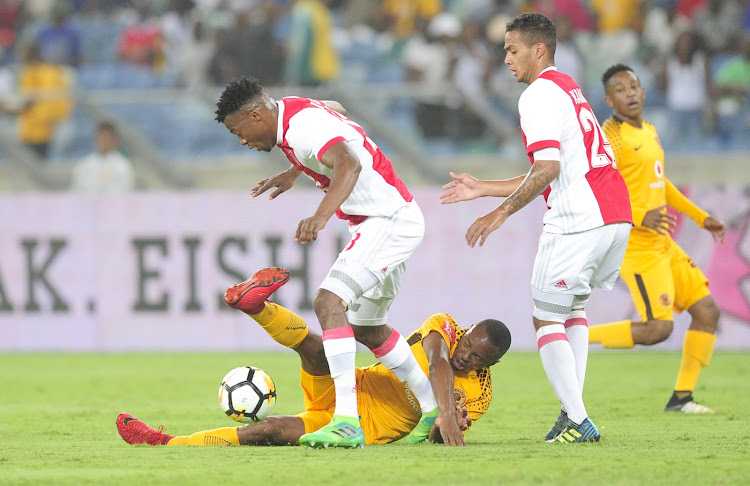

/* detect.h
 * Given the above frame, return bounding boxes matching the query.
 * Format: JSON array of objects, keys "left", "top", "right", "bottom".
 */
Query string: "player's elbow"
[{"left": 345, "top": 155, "right": 362, "bottom": 177}]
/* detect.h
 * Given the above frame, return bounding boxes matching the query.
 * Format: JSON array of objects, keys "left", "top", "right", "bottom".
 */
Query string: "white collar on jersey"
[
  {"left": 276, "top": 99, "right": 285, "bottom": 145},
  {"left": 540, "top": 66, "right": 558, "bottom": 75}
]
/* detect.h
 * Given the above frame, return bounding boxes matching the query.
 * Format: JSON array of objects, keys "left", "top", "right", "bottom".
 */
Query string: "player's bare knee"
[
  {"left": 312, "top": 289, "right": 344, "bottom": 321},
  {"left": 352, "top": 324, "right": 391, "bottom": 350},
  {"left": 642, "top": 320, "right": 673, "bottom": 344},
  {"left": 689, "top": 297, "right": 720, "bottom": 332}
]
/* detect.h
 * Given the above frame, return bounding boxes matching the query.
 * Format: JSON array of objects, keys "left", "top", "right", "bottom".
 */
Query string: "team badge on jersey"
[
  {"left": 654, "top": 160, "right": 664, "bottom": 179},
  {"left": 658, "top": 293, "right": 672, "bottom": 307},
  {"left": 453, "top": 387, "right": 468, "bottom": 407}
]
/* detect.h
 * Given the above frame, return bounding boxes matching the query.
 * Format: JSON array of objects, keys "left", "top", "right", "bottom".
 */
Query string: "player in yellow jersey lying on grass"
[
  {"left": 587, "top": 64, "right": 726, "bottom": 414},
  {"left": 117, "top": 267, "right": 511, "bottom": 447}
]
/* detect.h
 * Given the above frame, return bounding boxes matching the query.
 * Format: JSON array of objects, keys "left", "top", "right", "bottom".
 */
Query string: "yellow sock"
[
  {"left": 250, "top": 303, "right": 308, "bottom": 349},
  {"left": 675, "top": 330, "right": 716, "bottom": 392},
  {"left": 167, "top": 427, "right": 240, "bottom": 446},
  {"left": 588, "top": 320, "right": 634, "bottom": 348}
]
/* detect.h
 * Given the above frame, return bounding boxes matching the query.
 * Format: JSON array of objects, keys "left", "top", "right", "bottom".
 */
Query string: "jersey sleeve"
[
  {"left": 665, "top": 179, "right": 710, "bottom": 227},
  {"left": 285, "top": 107, "right": 349, "bottom": 162},
  {"left": 518, "top": 83, "right": 563, "bottom": 155},
  {"left": 415, "top": 313, "right": 458, "bottom": 350}
]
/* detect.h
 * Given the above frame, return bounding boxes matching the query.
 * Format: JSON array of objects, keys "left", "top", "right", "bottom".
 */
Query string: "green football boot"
[
  {"left": 405, "top": 407, "right": 439, "bottom": 444},
  {"left": 299, "top": 415, "right": 364, "bottom": 449}
]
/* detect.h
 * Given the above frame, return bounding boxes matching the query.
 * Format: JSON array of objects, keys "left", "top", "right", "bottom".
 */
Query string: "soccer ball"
[{"left": 218, "top": 366, "right": 276, "bottom": 423}]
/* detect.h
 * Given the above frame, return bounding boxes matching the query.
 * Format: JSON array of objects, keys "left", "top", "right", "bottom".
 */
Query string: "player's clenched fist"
[{"left": 295, "top": 215, "right": 327, "bottom": 244}]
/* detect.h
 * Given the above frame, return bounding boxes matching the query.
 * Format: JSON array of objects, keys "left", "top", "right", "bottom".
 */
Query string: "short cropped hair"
[
  {"left": 478, "top": 319, "right": 512, "bottom": 359},
  {"left": 506, "top": 13, "right": 557, "bottom": 58},
  {"left": 215, "top": 76, "right": 265, "bottom": 123},
  {"left": 97, "top": 120, "right": 116, "bottom": 134},
  {"left": 601, "top": 63, "right": 635, "bottom": 88}
]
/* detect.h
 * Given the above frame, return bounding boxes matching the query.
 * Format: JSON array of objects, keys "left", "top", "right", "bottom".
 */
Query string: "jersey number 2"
[{"left": 579, "top": 107, "right": 616, "bottom": 168}]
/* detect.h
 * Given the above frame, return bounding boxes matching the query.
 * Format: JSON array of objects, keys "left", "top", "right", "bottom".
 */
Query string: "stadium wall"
[{"left": 1, "top": 186, "right": 749, "bottom": 352}]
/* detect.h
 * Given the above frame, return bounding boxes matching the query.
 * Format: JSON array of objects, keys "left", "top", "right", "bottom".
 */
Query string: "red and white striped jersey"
[
  {"left": 276, "top": 97, "right": 413, "bottom": 225},
  {"left": 519, "top": 67, "right": 632, "bottom": 234}
]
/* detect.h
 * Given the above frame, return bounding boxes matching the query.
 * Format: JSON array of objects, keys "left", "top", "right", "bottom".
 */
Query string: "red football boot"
[
  {"left": 224, "top": 267, "right": 291, "bottom": 314},
  {"left": 116, "top": 413, "right": 173, "bottom": 446}
]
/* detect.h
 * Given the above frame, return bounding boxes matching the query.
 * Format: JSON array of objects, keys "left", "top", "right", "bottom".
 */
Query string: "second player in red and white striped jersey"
[
  {"left": 519, "top": 67, "right": 632, "bottom": 234},
  {"left": 439, "top": 13, "right": 634, "bottom": 443},
  {"left": 276, "top": 96, "right": 413, "bottom": 223}
]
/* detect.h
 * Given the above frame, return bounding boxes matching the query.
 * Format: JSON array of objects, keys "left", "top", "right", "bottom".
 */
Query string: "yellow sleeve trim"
[{"left": 665, "top": 179, "right": 709, "bottom": 227}]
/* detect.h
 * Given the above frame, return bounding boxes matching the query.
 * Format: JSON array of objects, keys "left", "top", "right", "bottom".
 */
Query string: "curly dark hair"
[
  {"left": 506, "top": 13, "right": 557, "bottom": 58},
  {"left": 601, "top": 63, "right": 635, "bottom": 88},
  {"left": 478, "top": 318, "right": 512, "bottom": 360},
  {"left": 215, "top": 76, "right": 265, "bottom": 123}
]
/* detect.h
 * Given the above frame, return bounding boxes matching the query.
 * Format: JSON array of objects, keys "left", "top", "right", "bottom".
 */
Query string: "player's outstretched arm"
[
  {"left": 440, "top": 172, "right": 526, "bottom": 204},
  {"left": 251, "top": 166, "right": 301, "bottom": 199},
  {"left": 295, "top": 141, "right": 361, "bottom": 244},
  {"left": 703, "top": 216, "right": 726, "bottom": 244},
  {"left": 664, "top": 179, "right": 726, "bottom": 243},
  {"left": 465, "top": 160, "right": 559, "bottom": 248},
  {"left": 422, "top": 330, "right": 466, "bottom": 447}
]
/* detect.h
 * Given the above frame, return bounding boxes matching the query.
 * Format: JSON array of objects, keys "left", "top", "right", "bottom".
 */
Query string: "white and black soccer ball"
[{"left": 218, "top": 366, "right": 276, "bottom": 423}]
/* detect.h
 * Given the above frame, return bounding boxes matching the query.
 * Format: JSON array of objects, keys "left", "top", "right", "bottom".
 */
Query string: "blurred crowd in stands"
[{"left": 0, "top": 0, "right": 749, "bottom": 171}]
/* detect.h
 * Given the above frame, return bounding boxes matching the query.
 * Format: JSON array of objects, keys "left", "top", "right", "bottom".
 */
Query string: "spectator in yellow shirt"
[{"left": 17, "top": 42, "right": 72, "bottom": 159}]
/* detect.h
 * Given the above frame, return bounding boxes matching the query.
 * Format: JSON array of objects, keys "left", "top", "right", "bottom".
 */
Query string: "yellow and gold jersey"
[
  {"left": 19, "top": 62, "right": 72, "bottom": 144},
  {"left": 356, "top": 313, "right": 493, "bottom": 444},
  {"left": 603, "top": 117, "right": 708, "bottom": 260}
]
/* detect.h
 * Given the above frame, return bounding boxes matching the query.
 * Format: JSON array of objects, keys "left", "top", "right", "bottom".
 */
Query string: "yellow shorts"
[
  {"left": 620, "top": 242, "right": 710, "bottom": 321},
  {"left": 296, "top": 369, "right": 337, "bottom": 434},
  {"left": 296, "top": 368, "right": 412, "bottom": 445}
]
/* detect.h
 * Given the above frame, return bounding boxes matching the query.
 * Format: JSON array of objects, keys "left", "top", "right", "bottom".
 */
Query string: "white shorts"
[
  {"left": 531, "top": 222, "right": 631, "bottom": 322},
  {"left": 319, "top": 200, "right": 424, "bottom": 326}
]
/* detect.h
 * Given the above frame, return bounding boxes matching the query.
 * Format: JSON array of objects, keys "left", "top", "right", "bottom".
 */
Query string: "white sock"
[
  {"left": 374, "top": 329, "right": 438, "bottom": 413},
  {"left": 537, "top": 324, "right": 587, "bottom": 424},
  {"left": 322, "top": 328, "right": 358, "bottom": 419},
  {"left": 565, "top": 310, "right": 589, "bottom": 394}
]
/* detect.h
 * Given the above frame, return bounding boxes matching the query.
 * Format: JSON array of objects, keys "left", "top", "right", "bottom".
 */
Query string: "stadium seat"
[{"left": 48, "top": 106, "right": 97, "bottom": 161}]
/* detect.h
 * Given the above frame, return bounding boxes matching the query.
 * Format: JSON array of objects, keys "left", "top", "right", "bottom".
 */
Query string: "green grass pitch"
[{"left": 1, "top": 351, "right": 748, "bottom": 485}]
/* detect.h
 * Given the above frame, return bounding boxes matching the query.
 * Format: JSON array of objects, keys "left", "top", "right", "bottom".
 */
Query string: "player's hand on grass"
[
  {"left": 440, "top": 172, "right": 482, "bottom": 204},
  {"left": 251, "top": 167, "right": 300, "bottom": 199},
  {"left": 295, "top": 214, "right": 328, "bottom": 244},
  {"left": 455, "top": 405, "right": 471, "bottom": 431},
  {"left": 435, "top": 410, "right": 466, "bottom": 447},
  {"left": 703, "top": 216, "right": 726, "bottom": 244},
  {"left": 466, "top": 209, "right": 507, "bottom": 248},
  {"left": 642, "top": 205, "right": 677, "bottom": 235}
]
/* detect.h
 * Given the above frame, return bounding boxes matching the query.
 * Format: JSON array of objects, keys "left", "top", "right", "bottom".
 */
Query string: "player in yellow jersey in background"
[
  {"left": 589, "top": 64, "right": 726, "bottom": 413},
  {"left": 117, "top": 267, "right": 511, "bottom": 447}
]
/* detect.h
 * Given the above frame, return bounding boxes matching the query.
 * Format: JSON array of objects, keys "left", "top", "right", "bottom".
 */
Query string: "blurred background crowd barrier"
[
  {"left": 1, "top": 186, "right": 749, "bottom": 351},
  {"left": 1, "top": 0, "right": 750, "bottom": 351}
]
